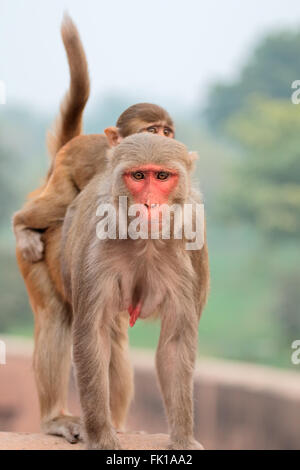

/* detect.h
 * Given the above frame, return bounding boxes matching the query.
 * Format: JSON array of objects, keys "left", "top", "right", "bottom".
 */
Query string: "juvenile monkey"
[
  {"left": 61, "top": 133, "right": 209, "bottom": 450},
  {"left": 13, "top": 15, "right": 175, "bottom": 443},
  {"left": 13, "top": 16, "right": 174, "bottom": 263},
  {"left": 13, "top": 104, "right": 174, "bottom": 262}
]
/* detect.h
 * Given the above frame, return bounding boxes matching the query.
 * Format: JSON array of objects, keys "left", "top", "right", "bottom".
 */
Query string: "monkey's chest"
[
  {"left": 117, "top": 254, "right": 183, "bottom": 324},
  {"left": 106, "top": 240, "right": 191, "bottom": 324}
]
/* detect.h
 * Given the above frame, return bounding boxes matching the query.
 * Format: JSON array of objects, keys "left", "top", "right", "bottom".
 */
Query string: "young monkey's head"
[{"left": 104, "top": 103, "right": 175, "bottom": 147}]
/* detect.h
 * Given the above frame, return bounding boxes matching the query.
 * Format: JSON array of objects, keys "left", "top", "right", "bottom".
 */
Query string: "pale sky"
[{"left": 1, "top": 0, "right": 300, "bottom": 115}]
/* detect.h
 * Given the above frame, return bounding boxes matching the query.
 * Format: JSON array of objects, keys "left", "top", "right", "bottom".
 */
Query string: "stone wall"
[{"left": 1, "top": 337, "right": 300, "bottom": 449}]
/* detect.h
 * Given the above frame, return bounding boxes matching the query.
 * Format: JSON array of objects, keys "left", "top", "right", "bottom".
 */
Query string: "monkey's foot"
[
  {"left": 43, "top": 415, "right": 83, "bottom": 444},
  {"left": 18, "top": 229, "right": 44, "bottom": 262},
  {"left": 116, "top": 428, "right": 146, "bottom": 435},
  {"left": 168, "top": 438, "right": 204, "bottom": 450},
  {"left": 128, "top": 303, "right": 141, "bottom": 327},
  {"left": 87, "top": 430, "right": 121, "bottom": 450}
]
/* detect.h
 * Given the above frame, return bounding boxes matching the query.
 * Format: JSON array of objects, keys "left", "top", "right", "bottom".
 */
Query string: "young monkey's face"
[
  {"left": 104, "top": 121, "right": 174, "bottom": 147},
  {"left": 137, "top": 122, "right": 174, "bottom": 138}
]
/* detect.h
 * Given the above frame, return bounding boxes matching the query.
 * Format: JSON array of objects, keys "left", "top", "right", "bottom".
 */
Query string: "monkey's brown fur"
[
  {"left": 13, "top": 15, "right": 176, "bottom": 443},
  {"left": 13, "top": 16, "right": 174, "bottom": 264},
  {"left": 60, "top": 133, "right": 209, "bottom": 449},
  {"left": 47, "top": 14, "right": 90, "bottom": 166}
]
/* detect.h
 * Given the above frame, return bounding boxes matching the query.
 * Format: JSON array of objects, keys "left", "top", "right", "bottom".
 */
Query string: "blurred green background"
[{"left": 1, "top": 23, "right": 300, "bottom": 370}]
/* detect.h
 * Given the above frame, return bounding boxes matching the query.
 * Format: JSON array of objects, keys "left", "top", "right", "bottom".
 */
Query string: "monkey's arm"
[
  {"left": 191, "top": 241, "right": 210, "bottom": 319},
  {"left": 156, "top": 303, "right": 203, "bottom": 450},
  {"left": 155, "top": 244, "right": 209, "bottom": 450},
  {"left": 13, "top": 168, "right": 78, "bottom": 262}
]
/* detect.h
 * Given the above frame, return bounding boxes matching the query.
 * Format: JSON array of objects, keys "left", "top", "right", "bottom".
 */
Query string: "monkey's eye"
[
  {"left": 147, "top": 126, "right": 157, "bottom": 134},
  {"left": 156, "top": 171, "right": 170, "bottom": 181},
  {"left": 132, "top": 171, "right": 145, "bottom": 180}
]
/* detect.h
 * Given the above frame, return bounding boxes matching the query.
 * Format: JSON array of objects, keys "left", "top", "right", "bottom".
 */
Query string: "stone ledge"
[
  {"left": 3, "top": 336, "right": 300, "bottom": 449},
  {"left": 0, "top": 432, "right": 169, "bottom": 450}
]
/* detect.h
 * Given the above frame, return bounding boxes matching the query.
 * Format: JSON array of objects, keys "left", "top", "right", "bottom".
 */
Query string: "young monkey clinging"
[
  {"left": 13, "top": 15, "right": 175, "bottom": 264},
  {"left": 13, "top": 103, "right": 175, "bottom": 263}
]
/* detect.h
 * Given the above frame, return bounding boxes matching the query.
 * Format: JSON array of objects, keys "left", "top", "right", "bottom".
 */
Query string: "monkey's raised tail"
[{"left": 47, "top": 13, "right": 90, "bottom": 173}]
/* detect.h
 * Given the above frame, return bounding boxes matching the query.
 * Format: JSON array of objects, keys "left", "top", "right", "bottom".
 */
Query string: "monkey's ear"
[
  {"left": 104, "top": 126, "right": 121, "bottom": 147},
  {"left": 188, "top": 151, "right": 198, "bottom": 170},
  {"left": 189, "top": 151, "right": 198, "bottom": 161}
]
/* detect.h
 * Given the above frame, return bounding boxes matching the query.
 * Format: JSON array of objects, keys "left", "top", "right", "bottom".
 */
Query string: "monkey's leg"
[
  {"left": 73, "top": 318, "right": 121, "bottom": 450},
  {"left": 13, "top": 172, "right": 76, "bottom": 262},
  {"left": 34, "top": 303, "right": 83, "bottom": 443},
  {"left": 109, "top": 314, "right": 134, "bottom": 430},
  {"left": 21, "top": 259, "right": 82, "bottom": 443},
  {"left": 156, "top": 312, "right": 203, "bottom": 450}
]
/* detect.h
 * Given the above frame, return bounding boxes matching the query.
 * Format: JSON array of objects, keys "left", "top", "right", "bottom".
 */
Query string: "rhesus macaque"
[
  {"left": 61, "top": 133, "right": 209, "bottom": 450},
  {"left": 13, "top": 15, "right": 176, "bottom": 443},
  {"left": 13, "top": 16, "right": 174, "bottom": 264}
]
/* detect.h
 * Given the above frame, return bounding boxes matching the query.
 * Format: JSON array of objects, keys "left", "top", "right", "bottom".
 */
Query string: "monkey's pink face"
[{"left": 123, "top": 164, "right": 179, "bottom": 219}]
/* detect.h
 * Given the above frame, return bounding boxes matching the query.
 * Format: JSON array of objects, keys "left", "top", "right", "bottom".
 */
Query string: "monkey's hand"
[
  {"left": 168, "top": 438, "right": 204, "bottom": 450},
  {"left": 43, "top": 415, "right": 83, "bottom": 444},
  {"left": 15, "top": 227, "right": 44, "bottom": 262}
]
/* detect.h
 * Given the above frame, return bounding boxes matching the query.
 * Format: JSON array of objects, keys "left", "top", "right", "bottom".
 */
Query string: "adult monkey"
[
  {"left": 61, "top": 133, "right": 209, "bottom": 449},
  {"left": 13, "top": 15, "right": 174, "bottom": 442},
  {"left": 13, "top": 15, "right": 174, "bottom": 263}
]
